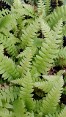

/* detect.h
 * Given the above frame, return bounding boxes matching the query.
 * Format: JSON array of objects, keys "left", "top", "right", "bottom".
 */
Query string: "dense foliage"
[{"left": 0, "top": 0, "right": 66, "bottom": 117}]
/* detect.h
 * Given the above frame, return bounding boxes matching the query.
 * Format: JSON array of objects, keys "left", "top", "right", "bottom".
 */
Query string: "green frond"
[
  {"left": 0, "top": 53, "right": 20, "bottom": 81},
  {"left": 20, "top": 71, "right": 34, "bottom": 111},
  {"left": 0, "top": 9, "right": 16, "bottom": 31},
  {"left": 2, "top": 0, "right": 13, "bottom": 5},
  {"left": 53, "top": 19, "right": 63, "bottom": 47},
  {"left": 0, "top": 9, "right": 9, "bottom": 18},
  {"left": 48, "top": 5, "right": 66, "bottom": 28},
  {"left": 0, "top": 86, "right": 19, "bottom": 106},
  {"left": 57, "top": 106, "right": 66, "bottom": 117},
  {"left": 0, "top": 14, "right": 12, "bottom": 29},
  {"left": 13, "top": 0, "right": 22, "bottom": 8},
  {"left": 34, "top": 100, "right": 42, "bottom": 114},
  {"left": 45, "top": 113, "right": 58, "bottom": 117},
  {"left": 33, "top": 19, "right": 62, "bottom": 74},
  {"left": 55, "top": 47, "right": 66, "bottom": 67},
  {"left": 17, "top": 46, "right": 36, "bottom": 62},
  {"left": 38, "top": 0, "right": 46, "bottom": 17},
  {"left": 53, "top": 19, "right": 63, "bottom": 40},
  {"left": 40, "top": 76, "right": 64, "bottom": 115},
  {"left": 21, "top": 18, "right": 40, "bottom": 48},
  {"left": 0, "top": 0, "right": 65, "bottom": 116},
  {"left": 22, "top": 3, "right": 35, "bottom": 17},
  {"left": 0, "top": 107, "right": 13, "bottom": 117},
  {"left": 13, "top": 99, "right": 26, "bottom": 117},
  {"left": 12, "top": 0, "right": 35, "bottom": 19},
  {"left": 25, "top": 112, "right": 34, "bottom": 117},
  {"left": 0, "top": 44, "right": 4, "bottom": 54},
  {"left": 34, "top": 75, "right": 62, "bottom": 93},
  {"left": 0, "top": 9, "right": 17, "bottom": 32},
  {"left": 44, "top": 0, "right": 51, "bottom": 15},
  {"left": 0, "top": 33, "right": 18, "bottom": 57},
  {"left": 18, "top": 47, "right": 33, "bottom": 78},
  {"left": 62, "top": 24, "right": 66, "bottom": 35}
]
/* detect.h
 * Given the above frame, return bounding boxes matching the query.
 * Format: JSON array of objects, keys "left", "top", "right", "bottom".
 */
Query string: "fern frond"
[
  {"left": 0, "top": 33, "right": 18, "bottom": 57},
  {"left": 0, "top": 86, "right": 19, "bottom": 106},
  {"left": 44, "top": 0, "right": 51, "bottom": 15},
  {"left": 55, "top": 47, "right": 66, "bottom": 67},
  {"left": 0, "top": 14, "right": 12, "bottom": 29},
  {"left": 34, "top": 75, "right": 62, "bottom": 93},
  {"left": 0, "top": 107, "right": 13, "bottom": 117},
  {"left": 0, "top": 9, "right": 17, "bottom": 31},
  {"left": 38, "top": 0, "right": 46, "bottom": 17},
  {"left": 0, "top": 44, "right": 4, "bottom": 54},
  {"left": 12, "top": 0, "right": 35, "bottom": 19},
  {"left": 0, "top": 52, "right": 20, "bottom": 80},
  {"left": 40, "top": 75, "right": 64, "bottom": 115},
  {"left": 53, "top": 19, "right": 63, "bottom": 40},
  {"left": 22, "top": 3, "right": 35, "bottom": 17},
  {"left": 48, "top": 5, "right": 66, "bottom": 28},
  {"left": 3, "top": 0, "right": 13, "bottom": 5},
  {"left": 33, "top": 19, "right": 62, "bottom": 74},
  {"left": 21, "top": 18, "right": 40, "bottom": 48},
  {"left": 20, "top": 71, "right": 34, "bottom": 111},
  {"left": 17, "top": 47, "right": 33, "bottom": 78},
  {"left": 62, "top": 24, "right": 66, "bottom": 35},
  {"left": 13, "top": 99, "right": 26, "bottom": 117},
  {"left": 34, "top": 100, "right": 43, "bottom": 117},
  {"left": 0, "top": 9, "right": 9, "bottom": 18},
  {"left": 57, "top": 106, "right": 66, "bottom": 117}
]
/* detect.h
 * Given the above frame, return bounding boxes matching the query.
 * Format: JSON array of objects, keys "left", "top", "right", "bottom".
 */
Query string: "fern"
[
  {"left": 57, "top": 106, "right": 66, "bottom": 117},
  {"left": 0, "top": 46, "right": 20, "bottom": 80},
  {"left": 21, "top": 18, "right": 40, "bottom": 48},
  {"left": 0, "top": 0, "right": 65, "bottom": 116},
  {"left": 34, "top": 75, "right": 62, "bottom": 93},
  {"left": 40, "top": 75, "right": 64, "bottom": 115},
  {"left": 19, "top": 71, "right": 34, "bottom": 111},
  {"left": 48, "top": 5, "right": 66, "bottom": 28},
  {"left": 38, "top": 0, "right": 46, "bottom": 17},
  {"left": 18, "top": 47, "right": 33, "bottom": 78},
  {"left": 55, "top": 47, "right": 66, "bottom": 67},
  {"left": 0, "top": 33, "right": 18, "bottom": 57},
  {"left": 33, "top": 19, "right": 62, "bottom": 74},
  {"left": 44, "top": 0, "right": 51, "bottom": 15}
]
